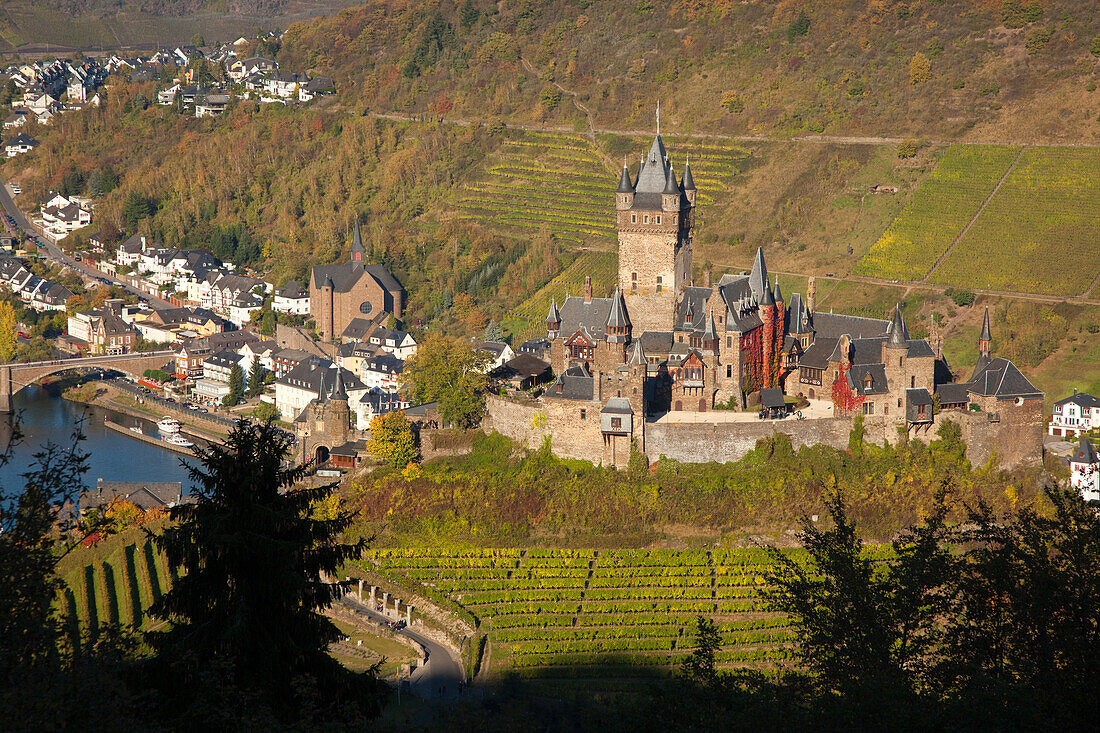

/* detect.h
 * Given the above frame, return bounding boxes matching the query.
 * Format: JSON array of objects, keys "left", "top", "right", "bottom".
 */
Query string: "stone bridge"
[{"left": 0, "top": 350, "right": 177, "bottom": 412}]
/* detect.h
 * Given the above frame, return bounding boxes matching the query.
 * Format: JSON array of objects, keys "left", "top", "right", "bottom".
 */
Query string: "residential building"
[
  {"left": 194, "top": 349, "right": 240, "bottom": 404},
  {"left": 272, "top": 279, "right": 310, "bottom": 314},
  {"left": 359, "top": 353, "right": 404, "bottom": 393},
  {"left": 366, "top": 327, "right": 418, "bottom": 359},
  {"left": 477, "top": 340, "right": 515, "bottom": 371},
  {"left": 66, "top": 301, "right": 138, "bottom": 354},
  {"left": 1049, "top": 391, "right": 1100, "bottom": 438},
  {"left": 39, "top": 193, "right": 91, "bottom": 238},
  {"left": 1070, "top": 437, "right": 1099, "bottom": 503},
  {"left": 4, "top": 132, "right": 38, "bottom": 157}
]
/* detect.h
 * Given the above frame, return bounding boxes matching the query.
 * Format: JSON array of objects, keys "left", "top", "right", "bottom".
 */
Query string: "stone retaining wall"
[{"left": 644, "top": 416, "right": 854, "bottom": 463}]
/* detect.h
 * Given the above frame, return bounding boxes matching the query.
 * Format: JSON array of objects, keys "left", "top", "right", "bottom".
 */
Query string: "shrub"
[
  {"left": 720, "top": 91, "right": 744, "bottom": 114},
  {"left": 786, "top": 11, "right": 810, "bottom": 43},
  {"left": 909, "top": 52, "right": 931, "bottom": 85},
  {"left": 944, "top": 288, "right": 975, "bottom": 307},
  {"left": 897, "top": 139, "right": 918, "bottom": 159}
]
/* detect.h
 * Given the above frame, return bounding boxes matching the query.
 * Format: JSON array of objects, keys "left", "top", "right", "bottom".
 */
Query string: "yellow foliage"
[{"left": 909, "top": 52, "right": 932, "bottom": 85}]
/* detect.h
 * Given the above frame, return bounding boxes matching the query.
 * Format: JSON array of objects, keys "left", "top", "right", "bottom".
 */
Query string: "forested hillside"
[{"left": 279, "top": 0, "right": 1100, "bottom": 142}]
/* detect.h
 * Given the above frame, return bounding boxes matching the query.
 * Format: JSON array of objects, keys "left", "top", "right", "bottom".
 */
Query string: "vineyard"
[
  {"left": 360, "top": 546, "right": 890, "bottom": 695},
  {"left": 502, "top": 251, "right": 617, "bottom": 343},
  {"left": 55, "top": 527, "right": 175, "bottom": 635},
  {"left": 929, "top": 147, "right": 1100, "bottom": 296},
  {"left": 452, "top": 131, "right": 617, "bottom": 245},
  {"left": 854, "top": 146, "right": 1021, "bottom": 281}
]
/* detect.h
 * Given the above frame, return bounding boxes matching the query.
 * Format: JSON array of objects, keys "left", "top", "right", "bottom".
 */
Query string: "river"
[{"left": 0, "top": 384, "right": 195, "bottom": 497}]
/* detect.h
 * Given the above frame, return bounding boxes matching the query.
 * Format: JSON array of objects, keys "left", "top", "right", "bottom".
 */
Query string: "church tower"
[{"left": 616, "top": 107, "right": 695, "bottom": 334}]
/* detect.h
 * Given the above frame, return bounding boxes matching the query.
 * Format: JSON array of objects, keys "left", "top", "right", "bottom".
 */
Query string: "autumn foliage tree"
[
  {"left": 366, "top": 411, "right": 419, "bottom": 468},
  {"left": 831, "top": 363, "right": 865, "bottom": 416}
]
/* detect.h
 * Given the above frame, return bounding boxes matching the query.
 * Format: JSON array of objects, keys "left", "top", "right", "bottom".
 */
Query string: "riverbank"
[
  {"left": 103, "top": 418, "right": 199, "bottom": 457},
  {"left": 63, "top": 380, "right": 232, "bottom": 444}
]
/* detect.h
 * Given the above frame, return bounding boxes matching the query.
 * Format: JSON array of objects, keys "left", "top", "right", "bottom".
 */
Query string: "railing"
[{"left": 8, "top": 350, "right": 177, "bottom": 369}]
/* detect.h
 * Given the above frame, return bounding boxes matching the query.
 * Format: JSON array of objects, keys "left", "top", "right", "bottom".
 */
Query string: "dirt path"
[{"left": 925, "top": 146, "right": 1028, "bottom": 280}]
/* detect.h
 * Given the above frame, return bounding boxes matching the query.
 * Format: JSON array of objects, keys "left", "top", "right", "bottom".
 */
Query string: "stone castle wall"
[{"left": 644, "top": 416, "right": 854, "bottom": 464}]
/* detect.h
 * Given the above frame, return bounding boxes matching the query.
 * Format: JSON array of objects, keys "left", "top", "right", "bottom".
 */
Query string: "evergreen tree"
[
  {"left": 148, "top": 420, "right": 386, "bottom": 723},
  {"left": 223, "top": 363, "right": 244, "bottom": 407},
  {"left": 120, "top": 192, "right": 151, "bottom": 227},
  {"left": 681, "top": 616, "right": 721, "bottom": 686},
  {"left": 247, "top": 357, "right": 264, "bottom": 398},
  {"left": 261, "top": 309, "right": 276, "bottom": 335}
]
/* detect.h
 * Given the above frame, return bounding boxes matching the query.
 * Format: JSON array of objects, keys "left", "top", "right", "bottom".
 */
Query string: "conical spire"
[
  {"left": 323, "top": 273, "right": 334, "bottom": 289},
  {"left": 546, "top": 298, "right": 561, "bottom": 325},
  {"left": 772, "top": 275, "right": 783, "bottom": 304},
  {"left": 980, "top": 306, "right": 992, "bottom": 342},
  {"left": 628, "top": 339, "right": 647, "bottom": 366},
  {"left": 616, "top": 159, "right": 634, "bottom": 193},
  {"left": 760, "top": 280, "right": 775, "bottom": 306},
  {"left": 1073, "top": 436, "right": 1098, "bottom": 465},
  {"left": 329, "top": 366, "right": 348, "bottom": 401},
  {"left": 316, "top": 369, "right": 329, "bottom": 404},
  {"left": 886, "top": 303, "right": 908, "bottom": 348},
  {"left": 748, "top": 247, "right": 768, "bottom": 300},
  {"left": 681, "top": 153, "right": 696, "bottom": 191},
  {"left": 606, "top": 288, "right": 630, "bottom": 328},
  {"left": 663, "top": 162, "right": 680, "bottom": 194},
  {"left": 702, "top": 312, "right": 718, "bottom": 340}
]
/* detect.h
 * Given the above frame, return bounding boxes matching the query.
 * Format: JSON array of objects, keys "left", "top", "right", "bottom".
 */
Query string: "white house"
[
  {"left": 1070, "top": 437, "right": 1099, "bottom": 503},
  {"left": 1050, "top": 391, "right": 1100, "bottom": 438},
  {"left": 228, "top": 56, "right": 277, "bottom": 82},
  {"left": 116, "top": 234, "right": 148, "bottom": 267},
  {"left": 477, "top": 340, "right": 514, "bottom": 372},
  {"left": 157, "top": 82, "right": 181, "bottom": 105},
  {"left": 366, "top": 328, "right": 418, "bottom": 360},
  {"left": 262, "top": 71, "right": 308, "bottom": 99},
  {"left": 4, "top": 132, "right": 39, "bottom": 157},
  {"left": 39, "top": 194, "right": 91, "bottom": 238},
  {"left": 359, "top": 353, "right": 404, "bottom": 394},
  {"left": 195, "top": 92, "right": 230, "bottom": 118},
  {"left": 272, "top": 279, "right": 310, "bottom": 315}
]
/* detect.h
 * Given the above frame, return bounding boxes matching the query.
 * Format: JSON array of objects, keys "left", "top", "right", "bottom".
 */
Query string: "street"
[{"left": 0, "top": 177, "right": 175, "bottom": 309}]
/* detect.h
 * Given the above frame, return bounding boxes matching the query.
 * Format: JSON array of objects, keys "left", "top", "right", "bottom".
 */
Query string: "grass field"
[
  {"left": 854, "top": 146, "right": 1021, "bottom": 281},
  {"left": 930, "top": 147, "right": 1100, "bottom": 296},
  {"left": 56, "top": 526, "right": 173, "bottom": 635},
  {"left": 361, "top": 546, "right": 890, "bottom": 694}
]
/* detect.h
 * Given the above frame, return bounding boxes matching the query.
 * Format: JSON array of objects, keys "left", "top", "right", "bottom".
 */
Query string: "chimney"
[
  {"left": 583, "top": 275, "right": 592, "bottom": 303},
  {"left": 704, "top": 268, "right": 712, "bottom": 289},
  {"left": 807, "top": 276, "right": 816, "bottom": 315}
]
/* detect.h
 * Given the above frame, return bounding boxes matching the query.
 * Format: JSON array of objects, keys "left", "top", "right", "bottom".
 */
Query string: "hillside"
[{"left": 278, "top": 0, "right": 1100, "bottom": 143}]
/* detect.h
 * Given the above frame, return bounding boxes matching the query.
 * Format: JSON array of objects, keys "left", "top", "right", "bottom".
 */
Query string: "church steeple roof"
[
  {"left": 773, "top": 276, "right": 783, "bottom": 304},
  {"left": 980, "top": 306, "right": 992, "bottom": 342},
  {"left": 350, "top": 219, "right": 365, "bottom": 264},
  {"left": 886, "top": 304, "right": 908, "bottom": 348},
  {"left": 616, "top": 160, "right": 634, "bottom": 193}
]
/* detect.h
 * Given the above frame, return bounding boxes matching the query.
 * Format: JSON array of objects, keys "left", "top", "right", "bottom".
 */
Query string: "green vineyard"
[
  {"left": 359, "top": 546, "right": 892, "bottom": 694},
  {"left": 502, "top": 251, "right": 617, "bottom": 343},
  {"left": 56, "top": 527, "right": 174, "bottom": 634},
  {"left": 855, "top": 146, "right": 1021, "bottom": 281}
]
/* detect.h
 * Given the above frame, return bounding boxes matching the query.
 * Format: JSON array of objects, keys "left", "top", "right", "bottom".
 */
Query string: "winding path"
[{"left": 338, "top": 594, "right": 466, "bottom": 701}]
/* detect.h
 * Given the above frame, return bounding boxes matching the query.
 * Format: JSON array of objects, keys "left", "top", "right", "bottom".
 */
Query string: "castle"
[{"left": 484, "top": 127, "right": 1045, "bottom": 470}]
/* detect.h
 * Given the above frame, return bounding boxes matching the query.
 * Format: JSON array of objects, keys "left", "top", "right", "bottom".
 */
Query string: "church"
[{"left": 508, "top": 126, "right": 1045, "bottom": 469}]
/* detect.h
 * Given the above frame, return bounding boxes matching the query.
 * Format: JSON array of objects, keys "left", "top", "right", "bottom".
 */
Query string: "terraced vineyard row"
[
  {"left": 57, "top": 534, "right": 174, "bottom": 634},
  {"left": 361, "top": 546, "right": 863, "bottom": 693},
  {"left": 502, "top": 251, "right": 617, "bottom": 343}
]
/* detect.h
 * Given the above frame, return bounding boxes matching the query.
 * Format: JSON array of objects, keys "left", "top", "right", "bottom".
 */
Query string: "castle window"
[
  {"left": 898, "top": 398, "right": 902, "bottom": 408},
  {"left": 885, "top": 405, "right": 889, "bottom": 415},
  {"left": 656, "top": 276, "right": 663, "bottom": 293},
  {"left": 631, "top": 214, "right": 636, "bottom": 223},
  {"left": 580, "top": 409, "right": 586, "bottom": 420},
  {"left": 633, "top": 387, "right": 638, "bottom": 395},
  {"left": 726, "top": 336, "right": 731, "bottom": 348},
  {"left": 656, "top": 215, "right": 662, "bottom": 224},
  {"left": 632, "top": 272, "right": 638, "bottom": 291},
  {"left": 863, "top": 402, "right": 874, "bottom": 415},
  {"left": 611, "top": 417, "right": 621, "bottom": 429},
  {"left": 910, "top": 376, "right": 915, "bottom": 388},
  {"left": 644, "top": 215, "right": 650, "bottom": 224},
  {"left": 899, "top": 357, "right": 903, "bottom": 367},
  {"left": 726, "top": 365, "right": 732, "bottom": 378}
]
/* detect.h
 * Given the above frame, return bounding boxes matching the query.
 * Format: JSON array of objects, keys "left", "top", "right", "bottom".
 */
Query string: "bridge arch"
[{"left": 0, "top": 351, "right": 177, "bottom": 413}]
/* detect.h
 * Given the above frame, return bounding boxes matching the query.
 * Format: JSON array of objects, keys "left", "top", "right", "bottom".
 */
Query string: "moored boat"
[
  {"left": 164, "top": 433, "right": 193, "bottom": 448},
  {"left": 156, "top": 417, "right": 181, "bottom": 433}
]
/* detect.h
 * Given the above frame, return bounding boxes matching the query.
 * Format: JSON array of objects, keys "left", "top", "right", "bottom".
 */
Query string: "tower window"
[
  {"left": 726, "top": 336, "right": 731, "bottom": 347},
  {"left": 656, "top": 276, "right": 663, "bottom": 293},
  {"left": 910, "top": 376, "right": 915, "bottom": 388},
  {"left": 632, "top": 272, "right": 637, "bottom": 291},
  {"left": 644, "top": 215, "right": 650, "bottom": 224},
  {"left": 726, "top": 365, "right": 732, "bottom": 378},
  {"left": 631, "top": 214, "right": 636, "bottom": 223},
  {"left": 580, "top": 409, "right": 586, "bottom": 420},
  {"left": 656, "top": 215, "right": 662, "bottom": 224}
]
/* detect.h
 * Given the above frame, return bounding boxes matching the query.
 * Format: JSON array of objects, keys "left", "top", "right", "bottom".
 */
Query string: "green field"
[
  {"left": 930, "top": 147, "right": 1100, "bottom": 296},
  {"left": 361, "top": 546, "right": 889, "bottom": 693},
  {"left": 56, "top": 527, "right": 174, "bottom": 634},
  {"left": 854, "top": 146, "right": 1020, "bottom": 281}
]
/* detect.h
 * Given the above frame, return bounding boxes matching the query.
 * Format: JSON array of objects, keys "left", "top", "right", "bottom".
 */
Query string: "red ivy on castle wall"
[{"left": 831, "top": 363, "right": 865, "bottom": 415}]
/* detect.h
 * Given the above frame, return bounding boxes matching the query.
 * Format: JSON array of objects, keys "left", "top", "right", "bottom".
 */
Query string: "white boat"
[
  {"left": 164, "top": 434, "right": 193, "bottom": 448},
  {"left": 156, "top": 417, "right": 181, "bottom": 433},
  {"left": 129, "top": 425, "right": 143, "bottom": 435}
]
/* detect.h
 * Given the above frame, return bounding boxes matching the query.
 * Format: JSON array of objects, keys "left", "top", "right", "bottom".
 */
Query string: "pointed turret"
[
  {"left": 772, "top": 275, "right": 783, "bottom": 304},
  {"left": 616, "top": 159, "right": 634, "bottom": 193},
  {"left": 546, "top": 298, "right": 561, "bottom": 338},
  {"left": 681, "top": 154, "right": 696, "bottom": 191},
  {"left": 605, "top": 288, "right": 631, "bottom": 343},
  {"left": 316, "top": 370, "right": 329, "bottom": 404},
  {"left": 748, "top": 247, "right": 769, "bottom": 301},
  {"left": 323, "top": 274, "right": 334, "bottom": 289},
  {"left": 628, "top": 339, "right": 647, "bottom": 366},
  {"left": 702, "top": 312, "right": 718, "bottom": 341},
  {"left": 760, "top": 279, "right": 775, "bottom": 306},
  {"left": 329, "top": 367, "right": 348, "bottom": 401},
  {"left": 1072, "top": 436, "right": 1099, "bottom": 466},
  {"left": 663, "top": 163, "right": 680, "bottom": 194},
  {"left": 886, "top": 303, "right": 908, "bottom": 349},
  {"left": 979, "top": 306, "right": 992, "bottom": 358}
]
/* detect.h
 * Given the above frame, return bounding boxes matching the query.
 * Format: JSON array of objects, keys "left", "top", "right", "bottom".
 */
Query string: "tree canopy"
[{"left": 400, "top": 335, "right": 489, "bottom": 428}]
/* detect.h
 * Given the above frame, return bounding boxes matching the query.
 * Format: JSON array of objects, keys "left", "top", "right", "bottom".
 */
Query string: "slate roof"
[
  {"left": 760, "top": 388, "right": 786, "bottom": 409},
  {"left": 799, "top": 338, "right": 837, "bottom": 369},
  {"left": 277, "top": 357, "right": 365, "bottom": 394},
  {"left": 492, "top": 352, "right": 551, "bottom": 381},
  {"left": 340, "top": 314, "right": 384, "bottom": 341},
  {"left": 83, "top": 479, "right": 188, "bottom": 513},
  {"left": 362, "top": 353, "right": 404, "bottom": 376},
  {"left": 934, "top": 382, "right": 971, "bottom": 405},
  {"left": 275, "top": 279, "right": 307, "bottom": 299},
  {"left": 310, "top": 260, "right": 402, "bottom": 296},
  {"left": 783, "top": 292, "right": 808, "bottom": 333},
  {"left": 906, "top": 388, "right": 934, "bottom": 423},
  {"left": 967, "top": 357, "right": 1043, "bottom": 401},
  {"left": 1071, "top": 437, "right": 1098, "bottom": 465},
  {"left": 848, "top": 363, "right": 889, "bottom": 395},
  {"left": 5, "top": 132, "right": 38, "bottom": 148},
  {"left": 558, "top": 295, "right": 614, "bottom": 341},
  {"left": 1054, "top": 392, "right": 1100, "bottom": 409},
  {"left": 547, "top": 364, "right": 594, "bottom": 401},
  {"left": 601, "top": 397, "right": 634, "bottom": 414},
  {"left": 810, "top": 312, "right": 889, "bottom": 340},
  {"left": 639, "top": 330, "right": 674, "bottom": 355}
]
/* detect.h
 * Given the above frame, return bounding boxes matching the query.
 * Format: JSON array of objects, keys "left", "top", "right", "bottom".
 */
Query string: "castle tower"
[
  {"left": 760, "top": 279, "right": 776, "bottom": 389},
  {"left": 617, "top": 112, "right": 694, "bottom": 333},
  {"left": 601, "top": 288, "right": 632, "bottom": 368},
  {"left": 807, "top": 276, "right": 817, "bottom": 316},
  {"left": 546, "top": 298, "right": 561, "bottom": 339},
  {"left": 929, "top": 315, "right": 942, "bottom": 359},
  {"left": 325, "top": 367, "right": 352, "bottom": 446},
  {"left": 883, "top": 304, "right": 909, "bottom": 400}
]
